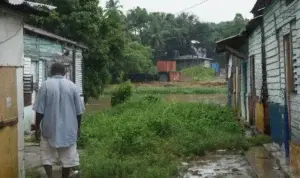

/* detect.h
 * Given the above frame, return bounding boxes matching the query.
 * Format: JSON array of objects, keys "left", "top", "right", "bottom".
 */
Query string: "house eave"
[
  {"left": 1, "top": 0, "right": 49, "bottom": 16},
  {"left": 215, "top": 34, "right": 246, "bottom": 56},
  {"left": 240, "top": 15, "right": 263, "bottom": 37},
  {"left": 24, "top": 24, "right": 88, "bottom": 50}
]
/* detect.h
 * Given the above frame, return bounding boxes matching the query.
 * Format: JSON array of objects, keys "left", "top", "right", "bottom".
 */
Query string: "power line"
[
  {"left": 0, "top": 24, "right": 23, "bottom": 45},
  {"left": 176, "top": 0, "right": 209, "bottom": 14}
]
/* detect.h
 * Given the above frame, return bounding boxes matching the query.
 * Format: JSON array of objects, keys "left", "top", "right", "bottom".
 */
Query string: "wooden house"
[
  {"left": 22, "top": 24, "right": 87, "bottom": 133},
  {"left": 251, "top": 0, "right": 300, "bottom": 172},
  {"left": 217, "top": 0, "right": 300, "bottom": 173}
]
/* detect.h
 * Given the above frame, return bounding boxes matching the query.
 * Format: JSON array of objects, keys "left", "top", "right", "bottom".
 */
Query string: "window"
[
  {"left": 23, "top": 74, "right": 33, "bottom": 107},
  {"left": 286, "top": 0, "right": 295, "bottom": 6},
  {"left": 283, "top": 34, "right": 296, "bottom": 93}
]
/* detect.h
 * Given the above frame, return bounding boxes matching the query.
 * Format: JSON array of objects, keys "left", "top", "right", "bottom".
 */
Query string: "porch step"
[{"left": 245, "top": 147, "right": 289, "bottom": 178}]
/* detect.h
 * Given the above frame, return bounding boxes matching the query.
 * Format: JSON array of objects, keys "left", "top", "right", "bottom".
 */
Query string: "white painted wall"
[
  {"left": 204, "top": 60, "right": 210, "bottom": 68},
  {"left": 0, "top": 8, "right": 24, "bottom": 67},
  {"left": 16, "top": 67, "right": 25, "bottom": 178},
  {"left": 0, "top": 8, "right": 25, "bottom": 178}
]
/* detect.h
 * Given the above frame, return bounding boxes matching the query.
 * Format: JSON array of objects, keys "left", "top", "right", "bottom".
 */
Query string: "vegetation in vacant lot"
[
  {"left": 111, "top": 81, "right": 133, "bottom": 106},
  {"left": 79, "top": 95, "right": 269, "bottom": 177},
  {"left": 105, "top": 86, "right": 227, "bottom": 95},
  {"left": 181, "top": 66, "right": 216, "bottom": 81}
]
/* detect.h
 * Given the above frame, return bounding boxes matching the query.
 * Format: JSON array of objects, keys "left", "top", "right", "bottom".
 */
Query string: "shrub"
[{"left": 111, "top": 81, "right": 132, "bottom": 107}]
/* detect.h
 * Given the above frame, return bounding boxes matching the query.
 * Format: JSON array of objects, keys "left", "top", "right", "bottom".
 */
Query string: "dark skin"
[{"left": 35, "top": 66, "right": 82, "bottom": 178}]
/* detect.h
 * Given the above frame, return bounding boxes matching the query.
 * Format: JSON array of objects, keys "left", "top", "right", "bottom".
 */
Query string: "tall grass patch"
[
  {"left": 181, "top": 65, "right": 215, "bottom": 81},
  {"left": 79, "top": 96, "right": 265, "bottom": 177},
  {"left": 105, "top": 86, "right": 227, "bottom": 95}
]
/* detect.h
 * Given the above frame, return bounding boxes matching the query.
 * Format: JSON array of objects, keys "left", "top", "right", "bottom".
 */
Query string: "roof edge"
[{"left": 24, "top": 24, "right": 88, "bottom": 49}]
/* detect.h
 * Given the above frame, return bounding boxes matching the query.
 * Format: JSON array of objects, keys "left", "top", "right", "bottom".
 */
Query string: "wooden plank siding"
[
  {"left": 262, "top": 0, "right": 300, "bottom": 162},
  {"left": 247, "top": 26, "right": 262, "bottom": 126}
]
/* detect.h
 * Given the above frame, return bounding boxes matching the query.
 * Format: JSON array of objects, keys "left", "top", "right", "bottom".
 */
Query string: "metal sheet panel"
[
  {"left": 75, "top": 50, "right": 83, "bottom": 95},
  {"left": 156, "top": 61, "right": 176, "bottom": 72},
  {"left": 169, "top": 71, "right": 181, "bottom": 82},
  {"left": 269, "top": 102, "right": 284, "bottom": 145}
]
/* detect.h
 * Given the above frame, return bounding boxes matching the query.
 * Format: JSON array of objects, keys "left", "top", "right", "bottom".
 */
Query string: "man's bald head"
[{"left": 50, "top": 62, "right": 65, "bottom": 76}]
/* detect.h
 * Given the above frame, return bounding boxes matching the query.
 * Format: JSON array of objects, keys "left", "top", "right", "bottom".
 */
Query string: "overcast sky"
[{"left": 100, "top": 0, "right": 257, "bottom": 23}]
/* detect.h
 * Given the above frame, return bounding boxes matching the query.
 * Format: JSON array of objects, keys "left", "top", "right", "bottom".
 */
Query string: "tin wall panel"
[
  {"left": 169, "top": 72, "right": 181, "bottom": 82},
  {"left": 269, "top": 102, "right": 284, "bottom": 145},
  {"left": 156, "top": 61, "right": 176, "bottom": 72}
]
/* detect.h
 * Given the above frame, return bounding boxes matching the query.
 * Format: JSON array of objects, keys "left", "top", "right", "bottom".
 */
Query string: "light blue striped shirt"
[{"left": 33, "top": 75, "right": 85, "bottom": 148}]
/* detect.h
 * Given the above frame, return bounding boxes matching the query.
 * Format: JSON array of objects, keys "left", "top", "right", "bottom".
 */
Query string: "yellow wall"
[
  {"left": 255, "top": 102, "right": 264, "bottom": 133},
  {"left": 290, "top": 143, "right": 300, "bottom": 176},
  {"left": 0, "top": 68, "right": 18, "bottom": 178},
  {"left": 0, "top": 125, "right": 18, "bottom": 178}
]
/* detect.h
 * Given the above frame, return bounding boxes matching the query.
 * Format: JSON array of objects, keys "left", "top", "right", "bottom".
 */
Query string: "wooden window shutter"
[{"left": 24, "top": 57, "right": 33, "bottom": 107}]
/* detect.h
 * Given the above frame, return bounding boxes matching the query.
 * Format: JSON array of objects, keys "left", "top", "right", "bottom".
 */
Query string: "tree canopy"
[{"left": 26, "top": 0, "right": 248, "bottom": 100}]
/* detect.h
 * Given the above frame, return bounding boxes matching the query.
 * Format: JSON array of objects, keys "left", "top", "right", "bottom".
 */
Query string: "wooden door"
[{"left": 283, "top": 34, "right": 293, "bottom": 129}]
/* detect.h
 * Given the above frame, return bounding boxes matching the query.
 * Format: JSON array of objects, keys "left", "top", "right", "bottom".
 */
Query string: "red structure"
[
  {"left": 156, "top": 61, "right": 176, "bottom": 72},
  {"left": 169, "top": 71, "right": 181, "bottom": 82}
]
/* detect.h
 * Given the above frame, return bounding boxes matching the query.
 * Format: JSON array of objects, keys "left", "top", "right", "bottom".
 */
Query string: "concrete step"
[{"left": 245, "top": 147, "right": 289, "bottom": 178}]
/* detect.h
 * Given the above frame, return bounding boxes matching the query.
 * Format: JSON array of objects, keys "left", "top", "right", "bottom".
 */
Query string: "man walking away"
[{"left": 33, "top": 62, "right": 85, "bottom": 178}]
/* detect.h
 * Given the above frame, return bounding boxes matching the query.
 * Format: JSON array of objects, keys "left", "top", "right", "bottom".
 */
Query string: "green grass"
[
  {"left": 104, "top": 86, "right": 227, "bottom": 95},
  {"left": 79, "top": 96, "right": 269, "bottom": 178},
  {"left": 181, "top": 65, "right": 216, "bottom": 81}
]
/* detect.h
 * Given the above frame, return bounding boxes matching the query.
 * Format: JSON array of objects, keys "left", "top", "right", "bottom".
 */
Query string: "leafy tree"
[{"left": 26, "top": 0, "right": 248, "bottom": 100}]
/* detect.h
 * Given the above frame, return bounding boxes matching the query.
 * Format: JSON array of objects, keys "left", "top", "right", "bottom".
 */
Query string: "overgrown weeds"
[
  {"left": 105, "top": 86, "right": 227, "bottom": 95},
  {"left": 79, "top": 96, "right": 269, "bottom": 177},
  {"left": 181, "top": 65, "right": 216, "bottom": 81}
]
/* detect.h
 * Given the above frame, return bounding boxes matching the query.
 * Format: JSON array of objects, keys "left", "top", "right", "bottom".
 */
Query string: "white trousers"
[{"left": 40, "top": 137, "right": 80, "bottom": 168}]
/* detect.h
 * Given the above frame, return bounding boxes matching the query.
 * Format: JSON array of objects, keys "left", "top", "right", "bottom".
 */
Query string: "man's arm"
[
  {"left": 77, "top": 115, "right": 82, "bottom": 138},
  {"left": 33, "top": 83, "right": 46, "bottom": 140},
  {"left": 74, "top": 86, "right": 85, "bottom": 138},
  {"left": 35, "top": 112, "right": 44, "bottom": 132}
]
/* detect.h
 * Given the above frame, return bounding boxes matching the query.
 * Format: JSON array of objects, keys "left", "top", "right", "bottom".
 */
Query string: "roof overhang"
[
  {"left": 251, "top": 0, "right": 273, "bottom": 15},
  {"left": 1, "top": 0, "right": 51, "bottom": 16},
  {"left": 215, "top": 34, "right": 246, "bottom": 58},
  {"left": 24, "top": 24, "right": 88, "bottom": 50},
  {"left": 240, "top": 15, "right": 263, "bottom": 37}
]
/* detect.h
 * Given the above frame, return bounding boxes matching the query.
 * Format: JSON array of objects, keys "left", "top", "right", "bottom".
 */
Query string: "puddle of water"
[{"left": 181, "top": 153, "right": 256, "bottom": 178}]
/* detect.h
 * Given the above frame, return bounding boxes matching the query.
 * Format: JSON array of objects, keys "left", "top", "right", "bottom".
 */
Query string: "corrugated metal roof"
[
  {"left": 240, "top": 15, "right": 263, "bottom": 37},
  {"left": 1, "top": 0, "right": 49, "bottom": 15},
  {"left": 215, "top": 34, "right": 246, "bottom": 54},
  {"left": 6, "top": 0, "right": 25, "bottom": 5},
  {"left": 24, "top": 24, "right": 88, "bottom": 49}
]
